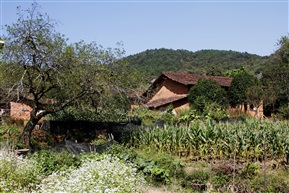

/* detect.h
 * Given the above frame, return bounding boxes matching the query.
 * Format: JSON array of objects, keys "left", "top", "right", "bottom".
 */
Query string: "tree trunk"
[
  {"left": 256, "top": 107, "right": 260, "bottom": 119},
  {"left": 21, "top": 116, "right": 40, "bottom": 148}
]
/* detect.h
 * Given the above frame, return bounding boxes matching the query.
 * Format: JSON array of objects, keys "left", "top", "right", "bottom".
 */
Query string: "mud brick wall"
[
  {"left": 10, "top": 102, "right": 32, "bottom": 120},
  {"left": 150, "top": 79, "right": 188, "bottom": 102}
]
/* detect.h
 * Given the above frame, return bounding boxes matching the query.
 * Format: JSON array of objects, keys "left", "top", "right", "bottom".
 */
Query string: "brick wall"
[{"left": 10, "top": 102, "right": 32, "bottom": 120}]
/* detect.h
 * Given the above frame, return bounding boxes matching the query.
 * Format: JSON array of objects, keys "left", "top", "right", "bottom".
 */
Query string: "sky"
[{"left": 1, "top": 0, "right": 288, "bottom": 57}]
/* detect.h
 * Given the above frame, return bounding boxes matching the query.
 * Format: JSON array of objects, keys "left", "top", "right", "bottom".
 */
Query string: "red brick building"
[
  {"left": 9, "top": 102, "right": 32, "bottom": 120},
  {"left": 0, "top": 102, "right": 32, "bottom": 121}
]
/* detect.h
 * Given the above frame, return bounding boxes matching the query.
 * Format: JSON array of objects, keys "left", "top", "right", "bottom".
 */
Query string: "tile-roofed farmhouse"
[{"left": 143, "top": 72, "right": 233, "bottom": 113}]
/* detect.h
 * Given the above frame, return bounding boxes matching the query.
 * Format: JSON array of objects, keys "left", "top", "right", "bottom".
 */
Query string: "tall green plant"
[{"left": 130, "top": 119, "right": 289, "bottom": 163}]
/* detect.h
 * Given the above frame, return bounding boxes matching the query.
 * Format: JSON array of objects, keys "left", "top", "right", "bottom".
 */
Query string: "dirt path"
[{"left": 146, "top": 188, "right": 171, "bottom": 193}]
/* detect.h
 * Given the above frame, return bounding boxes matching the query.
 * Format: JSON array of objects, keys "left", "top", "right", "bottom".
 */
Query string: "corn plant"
[{"left": 130, "top": 119, "right": 289, "bottom": 163}]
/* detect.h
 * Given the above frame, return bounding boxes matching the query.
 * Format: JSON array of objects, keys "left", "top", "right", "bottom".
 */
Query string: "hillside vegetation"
[{"left": 124, "top": 48, "right": 270, "bottom": 84}]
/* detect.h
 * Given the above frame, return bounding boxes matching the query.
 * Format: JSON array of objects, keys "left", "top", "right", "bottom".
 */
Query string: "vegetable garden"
[{"left": 1, "top": 118, "right": 289, "bottom": 192}]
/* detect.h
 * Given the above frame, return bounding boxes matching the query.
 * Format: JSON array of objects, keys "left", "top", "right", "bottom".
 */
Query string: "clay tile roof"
[
  {"left": 146, "top": 94, "right": 187, "bottom": 108},
  {"left": 162, "top": 72, "right": 233, "bottom": 87}
]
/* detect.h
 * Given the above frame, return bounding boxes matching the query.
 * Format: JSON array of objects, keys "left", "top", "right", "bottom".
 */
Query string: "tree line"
[{"left": 124, "top": 48, "right": 269, "bottom": 84}]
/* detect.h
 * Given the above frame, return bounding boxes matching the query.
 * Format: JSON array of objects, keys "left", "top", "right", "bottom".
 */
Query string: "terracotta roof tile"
[
  {"left": 162, "top": 72, "right": 232, "bottom": 87},
  {"left": 146, "top": 94, "right": 187, "bottom": 108}
]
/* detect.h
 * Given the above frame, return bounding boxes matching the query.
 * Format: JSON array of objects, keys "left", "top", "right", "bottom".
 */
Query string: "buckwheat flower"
[{"left": 34, "top": 154, "right": 145, "bottom": 193}]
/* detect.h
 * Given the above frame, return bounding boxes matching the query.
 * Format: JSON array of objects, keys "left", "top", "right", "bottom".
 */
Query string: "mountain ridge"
[{"left": 123, "top": 48, "right": 270, "bottom": 84}]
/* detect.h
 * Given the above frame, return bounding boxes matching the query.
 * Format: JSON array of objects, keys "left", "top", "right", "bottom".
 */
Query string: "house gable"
[{"left": 150, "top": 78, "right": 188, "bottom": 102}]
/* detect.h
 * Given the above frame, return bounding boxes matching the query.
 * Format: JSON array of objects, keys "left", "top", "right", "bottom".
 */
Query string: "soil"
[{"left": 146, "top": 188, "right": 171, "bottom": 193}]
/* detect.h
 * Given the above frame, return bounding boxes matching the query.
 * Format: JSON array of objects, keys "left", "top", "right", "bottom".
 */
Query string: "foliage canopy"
[
  {"left": 125, "top": 48, "right": 268, "bottom": 85},
  {"left": 261, "top": 35, "right": 289, "bottom": 118},
  {"left": 188, "top": 79, "right": 229, "bottom": 111},
  {"left": 228, "top": 70, "right": 258, "bottom": 107}
]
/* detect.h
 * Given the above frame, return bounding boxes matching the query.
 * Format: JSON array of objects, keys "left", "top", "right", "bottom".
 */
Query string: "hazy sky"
[{"left": 1, "top": 0, "right": 288, "bottom": 56}]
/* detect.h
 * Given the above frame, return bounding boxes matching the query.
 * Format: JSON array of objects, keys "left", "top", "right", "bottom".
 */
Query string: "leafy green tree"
[
  {"left": 228, "top": 70, "right": 257, "bottom": 107},
  {"left": 262, "top": 35, "right": 289, "bottom": 118},
  {"left": 188, "top": 79, "right": 229, "bottom": 111},
  {"left": 1, "top": 3, "right": 125, "bottom": 147},
  {"left": 275, "top": 35, "right": 289, "bottom": 64}
]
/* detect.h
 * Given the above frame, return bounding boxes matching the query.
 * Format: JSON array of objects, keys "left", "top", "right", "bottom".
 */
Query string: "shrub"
[
  {"left": 250, "top": 170, "right": 289, "bottom": 192},
  {"left": 277, "top": 104, "right": 289, "bottom": 119},
  {"left": 0, "top": 125, "right": 23, "bottom": 149},
  {"left": 28, "top": 150, "right": 81, "bottom": 176},
  {"left": 130, "top": 106, "right": 162, "bottom": 126},
  {"left": 107, "top": 144, "right": 185, "bottom": 185},
  {"left": 2, "top": 117, "right": 24, "bottom": 126},
  {"left": 183, "top": 170, "right": 210, "bottom": 191}
]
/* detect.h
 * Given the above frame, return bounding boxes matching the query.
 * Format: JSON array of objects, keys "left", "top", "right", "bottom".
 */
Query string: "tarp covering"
[{"left": 41, "top": 118, "right": 142, "bottom": 143}]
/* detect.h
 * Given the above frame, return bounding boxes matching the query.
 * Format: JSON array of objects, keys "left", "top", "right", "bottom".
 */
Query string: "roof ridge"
[{"left": 162, "top": 71, "right": 232, "bottom": 87}]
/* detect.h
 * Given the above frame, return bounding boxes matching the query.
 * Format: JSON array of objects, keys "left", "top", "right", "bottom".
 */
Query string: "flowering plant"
[{"left": 35, "top": 154, "right": 145, "bottom": 193}]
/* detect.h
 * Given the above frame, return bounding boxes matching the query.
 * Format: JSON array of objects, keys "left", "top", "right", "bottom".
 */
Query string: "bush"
[
  {"left": 177, "top": 101, "right": 228, "bottom": 123},
  {"left": 183, "top": 170, "right": 209, "bottom": 191},
  {"left": 135, "top": 151, "right": 185, "bottom": 185},
  {"left": 28, "top": 150, "right": 81, "bottom": 176},
  {"left": 2, "top": 117, "right": 24, "bottom": 126},
  {"left": 250, "top": 170, "right": 289, "bottom": 192},
  {"left": 0, "top": 125, "right": 23, "bottom": 149},
  {"left": 130, "top": 106, "right": 162, "bottom": 126},
  {"left": 107, "top": 144, "right": 185, "bottom": 185},
  {"left": 277, "top": 104, "right": 289, "bottom": 119},
  {"left": 0, "top": 147, "right": 145, "bottom": 193}
]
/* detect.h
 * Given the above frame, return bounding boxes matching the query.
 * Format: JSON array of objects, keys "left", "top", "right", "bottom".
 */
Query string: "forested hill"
[{"left": 124, "top": 48, "right": 270, "bottom": 84}]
